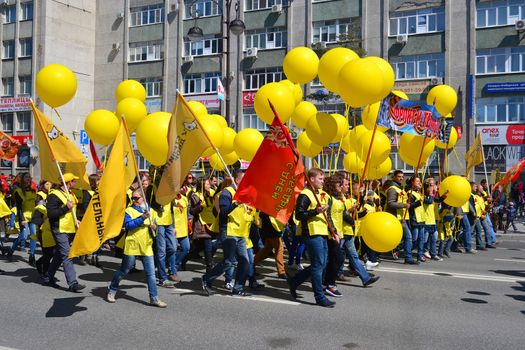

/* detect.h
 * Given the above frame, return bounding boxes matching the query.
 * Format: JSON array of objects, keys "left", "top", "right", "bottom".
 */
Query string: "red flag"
[
  {"left": 0, "top": 130, "right": 20, "bottom": 161},
  {"left": 234, "top": 113, "right": 304, "bottom": 224},
  {"left": 494, "top": 157, "right": 525, "bottom": 189}
]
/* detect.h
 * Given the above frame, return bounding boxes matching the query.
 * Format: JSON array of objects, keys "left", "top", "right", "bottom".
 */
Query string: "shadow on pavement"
[
  {"left": 91, "top": 285, "right": 150, "bottom": 307},
  {"left": 46, "top": 297, "right": 87, "bottom": 317},
  {"left": 461, "top": 298, "right": 488, "bottom": 304},
  {"left": 2, "top": 267, "right": 46, "bottom": 285},
  {"left": 466, "top": 291, "right": 491, "bottom": 296},
  {"left": 505, "top": 294, "right": 525, "bottom": 302},
  {"left": 490, "top": 270, "right": 525, "bottom": 278}
]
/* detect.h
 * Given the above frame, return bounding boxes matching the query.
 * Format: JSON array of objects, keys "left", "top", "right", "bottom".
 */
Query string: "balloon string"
[
  {"left": 354, "top": 124, "right": 378, "bottom": 220},
  {"left": 403, "top": 134, "right": 429, "bottom": 221},
  {"left": 53, "top": 108, "right": 63, "bottom": 121},
  {"left": 329, "top": 147, "right": 335, "bottom": 175},
  {"left": 313, "top": 158, "right": 321, "bottom": 169},
  {"left": 453, "top": 148, "right": 463, "bottom": 173},
  {"left": 333, "top": 134, "right": 344, "bottom": 176},
  {"left": 103, "top": 146, "right": 109, "bottom": 169},
  {"left": 437, "top": 152, "right": 441, "bottom": 180}
]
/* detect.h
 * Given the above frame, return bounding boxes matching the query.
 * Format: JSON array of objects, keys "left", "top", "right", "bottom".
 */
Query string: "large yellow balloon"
[
  {"left": 254, "top": 82, "right": 295, "bottom": 124},
  {"left": 198, "top": 115, "right": 224, "bottom": 149},
  {"left": 343, "top": 152, "right": 364, "bottom": 174},
  {"left": 84, "top": 110, "right": 120, "bottom": 146},
  {"left": 187, "top": 101, "right": 208, "bottom": 117},
  {"left": 291, "top": 101, "right": 317, "bottom": 129},
  {"left": 426, "top": 84, "right": 457, "bottom": 116},
  {"left": 209, "top": 114, "right": 228, "bottom": 128},
  {"left": 360, "top": 212, "right": 403, "bottom": 252},
  {"left": 366, "top": 157, "right": 392, "bottom": 180},
  {"left": 361, "top": 102, "right": 387, "bottom": 132},
  {"left": 234, "top": 128, "right": 264, "bottom": 161},
  {"left": 306, "top": 113, "right": 338, "bottom": 147},
  {"left": 115, "top": 80, "right": 146, "bottom": 103},
  {"left": 392, "top": 90, "right": 409, "bottom": 100},
  {"left": 297, "top": 132, "right": 323, "bottom": 158},
  {"left": 280, "top": 80, "right": 303, "bottom": 105},
  {"left": 115, "top": 97, "right": 147, "bottom": 132},
  {"left": 439, "top": 175, "right": 471, "bottom": 207},
  {"left": 283, "top": 46, "right": 319, "bottom": 84},
  {"left": 357, "top": 130, "right": 391, "bottom": 167},
  {"left": 436, "top": 127, "right": 458, "bottom": 149},
  {"left": 136, "top": 112, "right": 171, "bottom": 166},
  {"left": 220, "top": 127, "right": 237, "bottom": 154},
  {"left": 318, "top": 48, "right": 359, "bottom": 93},
  {"left": 331, "top": 113, "right": 349, "bottom": 143},
  {"left": 398, "top": 133, "right": 436, "bottom": 167},
  {"left": 338, "top": 58, "right": 384, "bottom": 107},
  {"left": 364, "top": 56, "right": 395, "bottom": 99},
  {"left": 348, "top": 125, "right": 368, "bottom": 152},
  {"left": 341, "top": 131, "right": 351, "bottom": 153},
  {"left": 209, "top": 151, "right": 239, "bottom": 170},
  {"left": 36, "top": 64, "right": 77, "bottom": 108}
]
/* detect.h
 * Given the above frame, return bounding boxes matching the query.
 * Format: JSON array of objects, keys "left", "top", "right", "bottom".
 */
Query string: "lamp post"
[{"left": 187, "top": 0, "right": 245, "bottom": 127}]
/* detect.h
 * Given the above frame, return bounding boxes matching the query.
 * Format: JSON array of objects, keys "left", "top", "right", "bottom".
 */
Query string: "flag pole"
[
  {"left": 402, "top": 133, "right": 429, "bottom": 220},
  {"left": 479, "top": 133, "right": 491, "bottom": 197},
  {"left": 353, "top": 123, "right": 378, "bottom": 220}
]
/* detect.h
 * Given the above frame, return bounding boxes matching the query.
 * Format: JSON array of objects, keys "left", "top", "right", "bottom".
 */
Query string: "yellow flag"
[
  {"left": 464, "top": 133, "right": 483, "bottom": 178},
  {"left": 69, "top": 121, "right": 137, "bottom": 258},
  {"left": 156, "top": 94, "right": 211, "bottom": 205},
  {"left": 31, "top": 103, "right": 89, "bottom": 189}
]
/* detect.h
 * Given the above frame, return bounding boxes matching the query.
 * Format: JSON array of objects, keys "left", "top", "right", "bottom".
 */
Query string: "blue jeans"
[
  {"left": 247, "top": 247, "right": 256, "bottom": 285},
  {"left": 425, "top": 225, "right": 438, "bottom": 258},
  {"left": 29, "top": 222, "right": 37, "bottom": 255},
  {"left": 204, "top": 236, "right": 249, "bottom": 293},
  {"left": 154, "top": 225, "right": 176, "bottom": 283},
  {"left": 288, "top": 236, "right": 305, "bottom": 265},
  {"left": 342, "top": 236, "right": 371, "bottom": 284},
  {"left": 401, "top": 221, "right": 414, "bottom": 262},
  {"left": 47, "top": 232, "right": 78, "bottom": 287},
  {"left": 460, "top": 216, "right": 473, "bottom": 251},
  {"left": 411, "top": 224, "right": 426, "bottom": 260},
  {"left": 439, "top": 235, "right": 453, "bottom": 256},
  {"left": 10, "top": 224, "right": 29, "bottom": 252},
  {"left": 481, "top": 217, "right": 496, "bottom": 246},
  {"left": 485, "top": 215, "right": 497, "bottom": 243},
  {"left": 289, "top": 235, "right": 328, "bottom": 304},
  {"left": 109, "top": 254, "right": 158, "bottom": 301},
  {"left": 171, "top": 236, "right": 190, "bottom": 275},
  {"left": 471, "top": 218, "right": 484, "bottom": 249}
]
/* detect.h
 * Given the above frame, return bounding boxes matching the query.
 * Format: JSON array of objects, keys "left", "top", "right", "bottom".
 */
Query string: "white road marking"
[
  {"left": 376, "top": 266, "right": 525, "bottom": 283},
  {"left": 494, "top": 258, "right": 525, "bottom": 263},
  {"left": 170, "top": 288, "right": 300, "bottom": 306}
]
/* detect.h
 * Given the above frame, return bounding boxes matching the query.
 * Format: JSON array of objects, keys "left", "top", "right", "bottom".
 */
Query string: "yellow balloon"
[
  {"left": 209, "top": 114, "right": 228, "bottom": 128},
  {"left": 220, "top": 127, "right": 237, "bottom": 154},
  {"left": 436, "top": 127, "right": 458, "bottom": 149},
  {"left": 115, "top": 80, "right": 146, "bottom": 103},
  {"left": 197, "top": 115, "right": 224, "bottom": 149},
  {"left": 209, "top": 151, "right": 239, "bottom": 170},
  {"left": 331, "top": 113, "right": 349, "bottom": 143},
  {"left": 280, "top": 80, "right": 303, "bottom": 105},
  {"left": 187, "top": 101, "right": 208, "bottom": 117},
  {"left": 115, "top": 97, "right": 148, "bottom": 132},
  {"left": 357, "top": 130, "right": 391, "bottom": 167},
  {"left": 283, "top": 46, "right": 319, "bottom": 84},
  {"left": 426, "top": 84, "right": 457, "bottom": 116},
  {"left": 306, "top": 113, "right": 338, "bottom": 147},
  {"left": 398, "top": 133, "right": 436, "bottom": 167},
  {"left": 365, "top": 157, "right": 392, "bottom": 180},
  {"left": 338, "top": 58, "right": 384, "bottom": 107},
  {"left": 341, "top": 131, "right": 351, "bottom": 153},
  {"left": 361, "top": 102, "right": 388, "bottom": 132},
  {"left": 84, "top": 110, "right": 120, "bottom": 146},
  {"left": 297, "top": 132, "right": 323, "bottom": 158},
  {"left": 291, "top": 101, "right": 317, "bottom": 129},
  {"left": 318, "top": 48, "right": 359, "bottom": 93},
  {"left": 392, "top": 90, "right": 409, "bottom": 100},
  {"left": 364, "top": 56, "right": 395, "bottom": 99},
  {"left": 343, "top": 152, "right": 364, "bottom": 174},
  {"left": 348, "top": 125, "right": 368, "bottom": 152},
  {"left": 234, "top": 128, "right": 264, "bottom": 161},
  {"left": 361, "top": 212, "right": 403, "bottom": 252},
  {"left": 136, "top": 112, "right": 171, "bottom": 166},
  {"left": 36, "top": 64, "right": 77, "bottom": 108},
  {"left": 254, "top": 82, "right": 295, "bottom": 124},
  {"left": 439, "top": 175, "right": 471, "bottom": 207}
]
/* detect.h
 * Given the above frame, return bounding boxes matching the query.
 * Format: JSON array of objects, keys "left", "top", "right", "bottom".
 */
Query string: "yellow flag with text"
[
  {"left": 31, "top": 103, "right": 89, "bottom": 189},
  {"left": 156, "top": 94, "right": 211, "bottom": 205},
  {"left": 464, "top": 133, "right": 483, "bottom": 178},
  {"left": 69, "top": 121, "right": 137, "bottom": 258}
]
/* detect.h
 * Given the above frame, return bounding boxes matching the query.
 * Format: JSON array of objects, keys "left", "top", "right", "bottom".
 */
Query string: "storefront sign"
[
  {"left": 392, "top": 80, "right": 430, "bottom": 95},
  {"left": 185, "top": 94, "right": 220, "bottom": 109},
  {"left": 477, "top": 125, "right": 525, "bottom": 145},
  {"left": 475, "top": 145, "right": 525, "bottom": 172},
  {"left": 483, "top": 82, "right": 525, "bottom": 93},
  {"left": 242, "top": 91, "right": 256, "bottom": 107},
  {"left": 11, "top": 135, "right": 32, "bottom": 145},
  {"left": 0, "top": 97, "right": 31, "bottom": 112}
]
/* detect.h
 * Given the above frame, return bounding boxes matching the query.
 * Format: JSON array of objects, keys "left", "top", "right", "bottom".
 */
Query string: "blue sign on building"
[
  {"left": 79, "top": 129, "right": 89, "bottom": 145},
  {"left": 483, "top": 82, "right": 525, "bottom": 93}
]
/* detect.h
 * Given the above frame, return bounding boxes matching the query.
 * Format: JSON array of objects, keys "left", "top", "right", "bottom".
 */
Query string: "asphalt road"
[{"left": 1, "top": 231, "right": 524, "bottom": 350}]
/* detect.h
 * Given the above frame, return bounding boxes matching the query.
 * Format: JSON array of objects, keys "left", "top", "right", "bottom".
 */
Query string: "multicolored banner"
[
  {"left": 0, "top": 130, "right": 20, "bottom": 161},
  {"left": 377, "top": 93, "right": 446, "bottom": 141}
]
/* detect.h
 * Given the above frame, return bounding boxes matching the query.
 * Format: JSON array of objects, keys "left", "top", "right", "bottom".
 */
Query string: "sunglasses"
[{"left": 132, "top": 196, "right": 142, "bottom": 201}]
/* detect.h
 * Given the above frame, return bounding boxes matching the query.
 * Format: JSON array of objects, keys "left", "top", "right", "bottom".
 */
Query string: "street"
[{"left": 1, "top": 232, "right": 524, "bottom": 350}]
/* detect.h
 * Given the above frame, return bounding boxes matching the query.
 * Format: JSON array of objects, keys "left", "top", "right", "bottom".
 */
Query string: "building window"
[
  {"left": 244, "top": 67, "right": 284, "bottom": 90},
  {"left": 476, "top": 0, "right": 525, "bottom": 28},
  {"left": 313, "top": 18, "right": 354, "bottom": 44},
  {"left": 245, "top": 27, "right": 287, "bottom": 50},
  {"left": 19, "top": 38, "right": 32, "bottom": 57},
  {"left": 2, "top": 78, "right": 13, "bottom": 97},
  {"left": 245, "top": 0, "right": 287, "bottom": 11},
  {"left": 183, "top": 73, "right": 220, "bottom": 94},
  {"left": 20, "top": 2, "right": 33, "bottom": 21},
  {"left": 184, "top": 35, "right": 222, "bottom": 56},
  {"left": 129, "top": 40, "right": 164, "bottom": 62},
  {"left": 139, "top": 78, "right": 163, "bottom": 97},
  {"left": 130, "top": 4, "right": 164, "bottom": 27},
  {"left": 3, "top": 40, "right": 14, "bottom": 59},
  {"left": 17, "top": 112, "right": 30, "bottom": 131},
  {"left": 19, "top": 75, "right": 31, "bottom": 95},
  {"left": 389, "top": 7, "right": 445, "bottom": 36},
  {"left": 476, "top": 47, "right": 525, "bottom": 74},
  {"left": 476, "top": 96, "right": 525, "bottom": 123},
  {"left": 390, "top": 53, "right": 445, "bottom": 80},
  {"left": 4, "top": 5, "right": 16, "bottom": 23},
  {"left": 0, "top": 113, "right": 13, "bottom": 132},
  {"left": 184, "top": 0, "right": 221, "bottom": 19},
  {"left": 243, "top": 110, "right": 269, "bottom": 131}
]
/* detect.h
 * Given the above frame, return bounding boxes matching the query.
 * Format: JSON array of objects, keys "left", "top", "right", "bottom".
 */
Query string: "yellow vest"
[
  {"left": 154, "top": 202, "right": 173, "bottom": 226},
  {"left": 0, "top": 192, "right": 11, "bottom": 218},
  {"left": 124, "top": 206, "right": 154, "bottom": 256},
  {"left": 423, "top": 198, "right": 436, "bottom": 225},
  {"left": 37, "top": 191, "right": 48, "bottom": 200},
  {"left": 225, "top": 187, "right": 255, "bottom": 238},
  {"left": 474, "top": 194, "right": 483, "bottom": 217},
  {"left": 410, "top": 191, "right": 426, "bottom": 223},
  {"left": 13, "top": 187, "right": 37, "bottom": 221},
  {"left": 300, "top": 188, "right": 329, "bottom": 236},
  {"left": 342, "top": 197, "right": 357, "bottom": 236},
  {"left": 35, "top": 203, "right": 55, "bottom": 248},
  {"left": 330, "top": 196, "right": 345, "bottom": 238},
  {"left": 196, "top": 192, "right": 215, "bottom": 225},
  {"left": 461, "top": 200, "right": 470, "bottom": 213},
  {"left": 126, "top": 189, "right": 133, "bottom": 207},
  {"left": 269, "top": 216, "right": 285, "bottom": 233},
  {"left": 49, "top": 189, "right": 78, "bottom": 234},
  {"left": 387, "top": 185, "right": 407, "bottom": 220},
  {"left": 174, "top": 195, "right": 189, "bottom": 238}
]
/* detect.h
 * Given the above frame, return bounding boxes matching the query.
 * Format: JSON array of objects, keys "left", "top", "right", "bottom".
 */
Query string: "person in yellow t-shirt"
[{"left": 170, "top": 192, "right": 190, "bottom": 282}]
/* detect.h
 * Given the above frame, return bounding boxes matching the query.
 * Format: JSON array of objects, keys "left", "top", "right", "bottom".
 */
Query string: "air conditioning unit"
[
  {"left": 246, "top": 47, "right": 258, "bottom": 58},
  {"left": 170, "top": 3, "right": 179, "bottom": 13},
  {"left": 431, "top": 77, "right": 443, "bottom": 85},
  {"left": 112, "top": 42, "right": 121, "bottom": 51},
  {"left": 271, "top": 4, "right": 282, "bottom": 13},
  {"left": 183, "top": 55, "right": 194, "bottom": 63},
  {"left": 319, "top": 41, "right": 327, "bottom": 48},
  {"left": 515, "top": 19, "right": 525, "bottom": 32},
  {"left": 117, "top": 12, "right": 125, "bottom": 19},
  {"left": 396, "top": 34, "right": 408, "bottom": 44}
]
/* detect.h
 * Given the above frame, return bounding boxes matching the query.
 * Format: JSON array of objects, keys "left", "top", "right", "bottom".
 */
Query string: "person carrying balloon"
[
  {"left": 358, "top": 189, "right": 381, "bottom": 271},
  {"left": 437, "top": 203, "right": 455, "bottom": 259},
  {"left": 32, "top": 181, "right": 55, "bottom": 282},
  {"left": 422, "top": 178, "right": 447, "bottom": 262},
  {"left": 406, "top": 177, "right": 426, "bottom": 262},
  {"left": 468, "top": 183, "right": 486, "bottom": 251},
  {"left": 476, "top": 184, "right": 497, "bottom": 248},
  {"left": 169, "top": 192, "right": 190, "bottom": 282}
]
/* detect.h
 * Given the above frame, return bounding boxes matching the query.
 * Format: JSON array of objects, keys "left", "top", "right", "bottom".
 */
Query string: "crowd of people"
[{"left": 0, "top": 169, "right": 522, "bottom": 308}]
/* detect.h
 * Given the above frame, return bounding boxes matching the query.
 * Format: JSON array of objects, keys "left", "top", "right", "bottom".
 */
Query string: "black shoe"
[
  {"left": 69, "top": 283, "right": 86, "bottom": 293},
  {"left": 77, "top": 256, "right": 86, "bottom": 266},
  {"left": 249, "top": 282, "right": 265, "bottom": 290},
  {"left": 45, "top": 278, "right": 58, "bottom": 288},
  {"left": 28, "top": 254, "right": 35, "bottom": 267},
  {"left": 486, "top": 245, "right": 496, "bottom": 249},
  {"left": 201, "top": 275, "right": 213, "bottom": 296},
  {"left": 6, "top": 250, "right": 13, "bottom": 262},
  {"left": 317, "top": 298, "right": 336, "bottom": 308},
  {"left": 451, "top": 248, "right": 463, "bottom": 253},
  {"left": 277, "top": 273, "right": 287, "bottom": 280},
  {"left": 404, "top": 260, "right": 420, "bottom": 265},
  {"left": 286, "top": 277, "right": 298, "bottom": 299},
  {"left": 35, "top": 259, "right": 43, "bottom": 275},
  {"left": 363, "top": 276, "right": 380, "bottom": 287}
]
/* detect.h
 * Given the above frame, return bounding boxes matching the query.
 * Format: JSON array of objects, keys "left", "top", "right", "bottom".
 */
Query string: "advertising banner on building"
[
  {"left": 185, "top": 94, "right": 220, "bottom": 109},
  {"left": 475, "top": 145, "right": 525, "bottom": 172},
  {"left": 242, "top": 91, "right": 256, "bottom": 107},
  {"left": 392, "top": 80, "right": 430, "bottom": 95},
  {"left": 0, "top": 97, "right": 31, "bottom": 112},
  {"left": 477, "top": 125, "right": 525, "bottom": 145}
]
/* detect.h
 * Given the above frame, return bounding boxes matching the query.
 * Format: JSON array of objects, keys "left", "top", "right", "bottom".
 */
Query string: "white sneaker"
[
  {"left": 365, "top": 261, "right": 379, "bottom": 271},
  {"left": 106, "top": 291, "right": 116, "bottom": 303},
  {"left": 150, "top": 299, "right": 167, "bottom": 308},
  {"left": 424, "top": 252, "right": 431, "bottom": 259},
  {"left": 296, "top": 263, "right": 304, "bottom": 270},
  {"left": 224, "top": 281, "right": 234, "bottom": 291}
]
